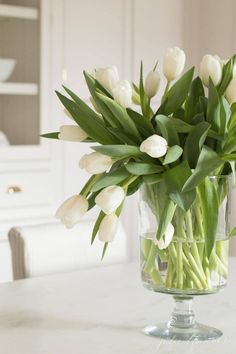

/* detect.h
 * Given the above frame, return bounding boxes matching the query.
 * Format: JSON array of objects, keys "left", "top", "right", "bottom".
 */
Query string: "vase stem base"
[{"left": 143, "top": 322, "right": 222, "bottom": 341}]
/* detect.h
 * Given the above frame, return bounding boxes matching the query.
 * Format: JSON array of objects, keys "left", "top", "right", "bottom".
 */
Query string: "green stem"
[
  {"left": 185, "top": 210, "right": 206, "bottom": 279},
  {"left": 165, "top": 258, "right": 174, "bottom": 288},
  {"left": 183, "top": 244, "right": 208, "bottom": 289},
  {"left": 151, "top": 268, "right": 163, "bottom": 286},
  {"left": 161, "top": 80, "right": 171, "bottom": 103},
  {"left": 143, "top": 242, "right": 158, "bottom": 274},
  {"left": 80, "top": 174, "right": 103, "bottom": 197}
]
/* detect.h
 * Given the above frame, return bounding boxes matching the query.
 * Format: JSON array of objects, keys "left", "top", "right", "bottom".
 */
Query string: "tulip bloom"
[
  {"left": 155, "top": 224, "right": 175, "bottom": 249},
  {"left": 140, "top": 134, "right": 168, "bottom": 158},
  {"left": 144, "top": 70, "right": 160, "bottom": 98},
  {"left": 98, "top": 213, "right": 119, "bottom": 242},
  {"left": 200, "top": 54, "right": 222, "bottom": 87},
  {"left": 79, "top": 152, "right": 113, "bottom": 174},
  {"left": 95, "top": 65, "right": 119, "bottom": 93},
  {"left": 56, "top": 195, "right": 89, "bottom": 229},
  {"left": 225, "top": 76, "right": 236, "bottom": 105},
  {"left": 163, "top": 47, "right": 186, "bottom": 81},
  {"left": 95, "top": 185, "right": 125, "bottom": 215},
  {"left": 112, "top": 80, "right": 132, "bottom": 108},
  {"left": 59, "top": 125, "right": 88, "bottom": 142}
]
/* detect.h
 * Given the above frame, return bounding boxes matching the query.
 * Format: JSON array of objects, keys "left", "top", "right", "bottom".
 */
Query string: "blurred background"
[{"left": 0, "top": 0, "right": 236, "bottom": 282}]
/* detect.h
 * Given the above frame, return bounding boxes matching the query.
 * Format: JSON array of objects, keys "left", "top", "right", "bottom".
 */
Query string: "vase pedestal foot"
[
  {"left": 143, "top": 295, "right": 222, "bottom": 341},
  {"left": 143, "top": 322, "right": 222, "bottom": 341}
]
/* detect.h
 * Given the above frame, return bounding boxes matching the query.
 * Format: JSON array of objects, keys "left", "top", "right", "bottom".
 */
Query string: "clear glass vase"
[{"left": 139, "top": 175, "right": 232, "bottom": 341}]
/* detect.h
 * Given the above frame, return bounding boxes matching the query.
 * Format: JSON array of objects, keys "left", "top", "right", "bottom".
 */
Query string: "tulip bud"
[
  {"left": 132, "top": 91, "right": 140, "bottom": 105},
  {"left": 225, "top": 76, "right": 236, "bottom": 105},
  {"left": 56, "top": 194, "right": 89, "bottom": 229},
  {"left": 95, "top": 65, "right": 119, "bottom": 92},
  {"left": 58, "top": 125, "right": 88, "bottom": 142},
  {"left": 112, "top": 80, "right": 132, "bottom": 108},
  {"left": 79, "top": 152, "right": 113, "bottom": 174},
  {"left": 144, "top": 70, "right": 160, "bottom": 98},
  {"left": 154, "top": 223, "right": 175, "bottom": 249},
  {"left": 200, "top": 54, "right": 222, "bottom": 87},
  {"left": 163, "top": 47, "right": 186, "bottom": 81},
  {"left": 98, "top": 213, "right": 119, "bottom": 242},
  {"left": 95, "top": 185, "right": 125, "bottom": 215},
  {"left": 140, "top": 134, "right": 168, "bottom": 158}
]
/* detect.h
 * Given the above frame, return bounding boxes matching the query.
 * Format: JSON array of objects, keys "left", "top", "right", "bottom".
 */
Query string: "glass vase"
[{"left": 139, "top": 175, "right": 232, "bottom": 341}]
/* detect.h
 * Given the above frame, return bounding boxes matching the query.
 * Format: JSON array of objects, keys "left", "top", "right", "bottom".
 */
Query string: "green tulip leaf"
[
  {"left": 184, "top": 76, "right": 205, "bottom": 122},
  {"left": 96, "top": 93, "right": 142, "bottom": 143},
  {"left": 40, "top": 132, "right": 59, "bottom": 139},
  {"left": 91, "top": 211, "right": 105, "bottom": 245},
  {"left": 142, "top": 174, "right": 163, "bottom": 185},
  {"left": 197, "top": 177, "right": 219, "bottom": 257},
  {"left": 207, "top": 79, "right": 221, "bottom": 132},
  {"left": 182, "top": 146, "right": 223, "bottom": 192},
  {"left": 163, "top": 160, "right": 196, "bottom": 211},
  {"left": 158, "top": 67, "right": 194, "bottom": 115},
  {"left": 125, "top": 162, "right": 163, "bottom": 175},
  {"left": 155, "top": 115, "right": 179, "bottom": 146},
  {"left": 183, "top": 121, "right": 211, "bottom": 168},
  {"left": 156, "top": 199, "right": 176, "bottom": 240},
  {"left": 92, "top": 145, "right": 143, "bottom": 158},
  {"left": 127, "top": 108, "right": 155, "bottom": 136},
  {"left": 163, "top": 145, "right": 183, "bottom": 165},
  {"left": 91, "top": 166, "right": 131, "bottom": 192},
  {"left": 56, "top": 91, "right": 116, "bottom": 145},
  {"left": 218, "top": 54, "right": 236, "bottom": 95}
]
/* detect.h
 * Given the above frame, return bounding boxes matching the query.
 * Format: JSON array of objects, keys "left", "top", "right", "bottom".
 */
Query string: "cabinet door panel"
[
  {"left": 133, "top": 0, "right": 184, "bottom": 93},
  {"left": 64, "top": 0, "right": 125, "bottom": 98}
]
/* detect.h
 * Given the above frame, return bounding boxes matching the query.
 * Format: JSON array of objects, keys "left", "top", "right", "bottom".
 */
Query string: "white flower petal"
[
  {"left": 155, "top": 223, "right": 175, "bottom": 249},
  {"left": 140, "top": 134, "right": 168, "bottom": 158},
  {"left": 79, "top": 152, "right": 112, "bottom": 174},
  {"left": 163, "top": 47, "right": 186, "bottom": 81},
  {"left": 58, "top": 125, "right": 88, "bottom": 142},
  {"left": 95, "top": 185, "right": 125, "bottom": 215},
  {"left": 98, "top": 213, "right": 119, "bottom": 242}
]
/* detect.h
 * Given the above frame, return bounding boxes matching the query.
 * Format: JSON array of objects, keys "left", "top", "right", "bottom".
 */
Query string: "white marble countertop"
[{"left": 0, "top": 260, "right": 236, "bottom": 354}]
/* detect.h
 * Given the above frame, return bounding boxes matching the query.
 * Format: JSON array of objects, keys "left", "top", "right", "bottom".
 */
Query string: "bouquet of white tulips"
[{"left": 42, "top": 45, "right": 236, "bottom": 282}]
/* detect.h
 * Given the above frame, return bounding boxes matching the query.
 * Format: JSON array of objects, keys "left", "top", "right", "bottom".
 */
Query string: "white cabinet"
[{"left": 0, "top": 0, "right": 64, "bottom": 281}]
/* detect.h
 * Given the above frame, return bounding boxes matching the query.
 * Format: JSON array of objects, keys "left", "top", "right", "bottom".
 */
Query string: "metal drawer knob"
[{"left": 6, "top": 185, "right": 22, "bottom": 194}]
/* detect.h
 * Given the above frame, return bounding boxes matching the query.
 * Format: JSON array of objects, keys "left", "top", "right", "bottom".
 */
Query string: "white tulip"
[
  {"left": 95, "top": 65, "right": 119, "bottom": 92},
  {"left": 140, "top": 134, "right": 168, "bottom": 158},
  {"left": 225, "top": 76, "right": 236, "bottom": 105},
  {"left": 98, "top": 213, "right": 119, "bottom": 242},
  {"left": 144, "top": 70, "right": 160, "bottom": 98},
  {"left": 112, "top": 80, "right": 132, "bottom": 108},
  {"left": 58, "top": 125, "right": 88, "bottom": 142},
  {"left": 95, "top": 185, "right": 125, "bottom": 215},
  {"left": 79, "top": 152, "right": 113, "bottom": 174},
  {"left": 154, "top": 223, "right": 175, "bottom": 249},
  {"left": 163, "top": 47, "right": 186, "bottom": 81},
  {"left": 56, "top": 194, "right": 88, "bottom": 229},
  {"left": 200, "top": 54, "right": 222, "bottom": 87}
]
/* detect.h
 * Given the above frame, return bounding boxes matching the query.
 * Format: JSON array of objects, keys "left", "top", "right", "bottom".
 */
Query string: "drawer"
[{"left": 0, "top": 171, "right": 52, "bottom": 209}]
